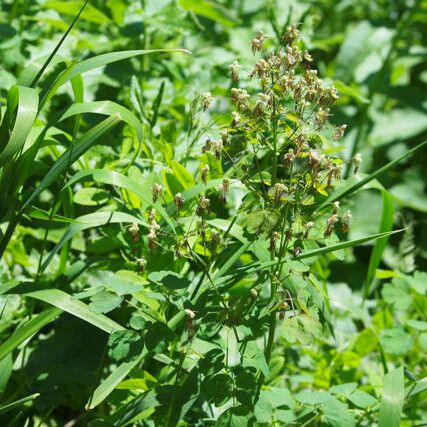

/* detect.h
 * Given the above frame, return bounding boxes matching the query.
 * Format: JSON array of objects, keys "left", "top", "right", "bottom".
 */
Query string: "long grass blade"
[
  {"left": 29, "top": 0, "right": 90, "bottom": 87},
  {"left": 379, "top": 366, "right": 404, "bottom": 427},
  {"left": 87, "top": 352, "right": 146, "bottom": 409},
  {"left": 364, "top": 190, "right": 395, "bottom": 298},
  {"left": 0, "top": 86, "right": 39, "bottom": 168},
  {"left": 20, "top": 113, "right": 121, "bottom": 213},
  {"left": 59, "top": 101, "right": 143, "bottom": 141},
  {"left": 24, "top": 289, "right": 124, "bottom": 333},
  {"left": 41, "top": 211, "right": 147, "bottom": 271},
  {"left": 0, "top": 308, "right": 61, "bottom": 362},
  {"left": 0, "top": 393, "right": 40, "bottom": 416},
  {"left": 316, "top": 139, "right": 427, "bottom": 212}
]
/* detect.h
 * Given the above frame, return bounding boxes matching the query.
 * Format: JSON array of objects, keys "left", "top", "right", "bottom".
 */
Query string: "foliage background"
[{"left": 0, "top": 0, "right": 426, "bottom": 425}]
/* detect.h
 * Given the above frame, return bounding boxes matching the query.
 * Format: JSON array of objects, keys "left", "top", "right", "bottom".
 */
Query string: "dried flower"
[
  {"left": 304, "top": 221, "right": 314, "bottom": 239},
  {"left": 201, "top": 165, "right": 210, "bottom": 185},
  {"left": 136, "top": 257, "right": 147, "bottom": 272},
  {"left": 279, "top": 301, "right": 290, "bottom": 320},
  {"left": 231, "top": 111, "right": 241, "bottom": 127},
  {"left": 333, "top": 124, "right": 347, "bottom": 141},
  {"left": 342, "top": 210, "right": 352, "bottom": 233},
  {"left": 229, "top": 60, "right": 240, "bottom": 81},
  {"left": 353, "top": 153, "right": 362, "bottom": 174},
  {"left": 283, "top": 148, "right": 296, "bottom": 167},
  {"left": 129, "top": 223, "right": 139, "bottom": 242},
  {"left": 324, "top": 214, "right": 339, "bottom": 237},
  {"left": 283, "top": 25, "right": 300, "bottom": 44},
  {"left": 269, "top": 231, "right": 280, "bottom": 251},
  {"left": 273, "top": 182, "right": 288, "bottom": 203},
  {"left": 251, "top": 31, "right": 268, "bottom": 54},
  {"left": 333, "top": 201, "right": 340, "bottom": 214},
  {"left": 147, "top": 229, "right": 157, "bottom": 250},
  {"left": 201, "top": 91, "right": 213, "bottom": 111},
  {"left": 174, "top": 192, "right": 185, "bottom": 211},
  {"left": 220, "top": 178, "right": 230, "bottom": 203},
  {"left": 196, "top": 196, "right": 210, "bottom": 216},
  {"left": 152, "top": 183, "right": 162, "bottom": 203}
]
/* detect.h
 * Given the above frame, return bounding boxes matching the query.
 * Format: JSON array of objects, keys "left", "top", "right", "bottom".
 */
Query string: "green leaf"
[
  {"left": 202, "top": 373, "right": 233, "bottom": 406},
  {"left": 73, "top": 187, "right": 109, "bottom": 206},
  {"left": 179, "top": 0, "right": 240, "bottom": 27},
  {"left": 329, "top": 383, "right": 358, "bottom": 396},
  {"left": 380, "top": 328, "right": 413, "bottom": 355},
  {"left": 348, "top": 390, "right": 377, "bottom": 408},
  {"left": 24, "top": 289, "right": 124, "bottom": 333},
  {"left": 0, "top": 308, "right": 61, "bottom": 362},
  {"left": 148, "top": 271, "right": 191, "bottom": 290},
  {"left": 42, "top": 0, "right": 111, "bottom": 24},
  {"left": 89, "top": 291, "right": 123, "bottom": 314},
  {"left": 379, "top": 366, "right": 404, "bottom": 427},
  {"left": 108, "top": 330, "right": 144, "bottom": 363},
  {"left": 145, "top": 322, "right": 175, "bottom": 353},
  {"left": 64, "top": 169, "right": 176, "bottom": 233}
]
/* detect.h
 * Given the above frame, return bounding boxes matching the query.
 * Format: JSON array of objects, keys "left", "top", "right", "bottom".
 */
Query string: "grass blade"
[
  {"left": 296, "top": 229, "right": 403, "bottom": 260},
  {"left": 87, "top": 352, "right": 146, "bottom": 409},
  {"left": 41, "top": 49, "right": 190, "bottom": 107},
  {"left": 0, "top": 393, "right": 40, "bottom": 416},
  {"left": 0, "top": 308, "right": 61, "bottom": 362},
  {"left": 59, "top": 100, "right": 143, "bottom": 141},
  {"left": 20, "top": 113, "right": 121, "bottom": 213},
  {"left": 0, "top": 86, "right": 39, "bottom": 168},
  {"left": 41, "top": 211, "right": 148, "bottom": 271},
  {"left": 379, "top": 366, "right": 404, "bottom": 427},
  {"left": 364, "top": 190, "right": 395, "bottom": 298},
  {"left": 29, "top": 0, "right": 90, "bottom": 87},
  {"left": 64, "top": 169, "right": 176, "bottom": 233},
  {"left": 316, "top": 139, "right": 427, "bottom": 212},
  {"left": 24, "top": 289, "right": 124, "bottom": 333}
]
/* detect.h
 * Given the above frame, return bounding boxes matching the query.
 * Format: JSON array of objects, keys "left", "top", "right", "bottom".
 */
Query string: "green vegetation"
[{"left": 0, "top": 0, "right": 426, "bottom": 425}]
